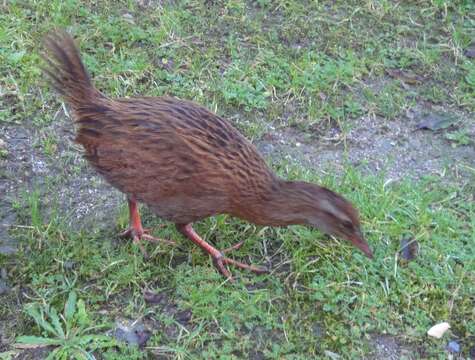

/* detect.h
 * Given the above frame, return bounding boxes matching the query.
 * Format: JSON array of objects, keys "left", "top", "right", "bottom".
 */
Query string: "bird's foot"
[
  {"left": 121, "top": 199, "right": 174, "bottom": 257},
  {"left": 176, "top": 223, "right": 268, "bottom": 281},
  {"left": 119, "top": 226, "right": 175, "bottom": 258},
  {"left": 119, "top": 224, "right": 167, "bottom": 239},
  {"left": 212, "top": 252, "right": 268, "bottom": 280}
]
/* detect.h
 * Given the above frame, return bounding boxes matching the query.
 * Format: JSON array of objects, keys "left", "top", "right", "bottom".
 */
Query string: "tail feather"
[
  {"left": 42, "top": 30, "right": 113, "bottom": 157},
  {"left": 41, "top": 30, "right": 104, "bottom": 108}
]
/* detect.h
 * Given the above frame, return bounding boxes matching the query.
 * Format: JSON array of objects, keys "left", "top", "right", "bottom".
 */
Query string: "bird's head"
[{"left": 277, "top": 181, "right": 373, "bottom": 258}]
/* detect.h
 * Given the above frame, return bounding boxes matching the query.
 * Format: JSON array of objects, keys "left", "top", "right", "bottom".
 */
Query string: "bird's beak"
[{"left": 350, "top": 231, "right": 373, "bottom": 259}]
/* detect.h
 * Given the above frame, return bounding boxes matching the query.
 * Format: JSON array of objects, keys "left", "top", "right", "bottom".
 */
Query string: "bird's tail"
[{"left": 41, "top": 30, "right": 105, "bottom": 109}]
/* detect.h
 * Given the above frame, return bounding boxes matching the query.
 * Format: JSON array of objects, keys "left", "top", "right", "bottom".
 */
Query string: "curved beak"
[{"left": 351, "top": 231, "right": 373, "bottom": 259}]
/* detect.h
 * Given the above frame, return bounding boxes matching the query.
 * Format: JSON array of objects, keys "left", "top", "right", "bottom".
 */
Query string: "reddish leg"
[
  {"left": 120, "top": 198, "right": 175, "bottom": 256},
  {"left": 176, "top": 223, "right": 267, "bottom": 280}
]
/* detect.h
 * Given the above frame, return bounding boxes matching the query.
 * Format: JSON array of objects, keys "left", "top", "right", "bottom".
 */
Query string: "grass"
[
  {"left": 0, "top": 0, "right": 474, "bottom": 358},
  {"left": 1, "top": 0, "right": 474, "bottom": 134},
  {"left": 4, "top": 168, "right": 475, "bottom": 358}
]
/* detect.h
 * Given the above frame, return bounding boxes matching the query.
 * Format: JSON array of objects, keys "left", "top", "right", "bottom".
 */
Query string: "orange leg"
[
  {"left": 176, "top": 223, "right": 267, "bottom": 280},
  {"left": 120, "top": 198, "right": 175, "bottom": 256}
]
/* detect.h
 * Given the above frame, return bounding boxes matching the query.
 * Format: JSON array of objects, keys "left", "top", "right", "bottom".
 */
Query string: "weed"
[{"left": 15, "top": 291, "right": 116, "bottom": 359}]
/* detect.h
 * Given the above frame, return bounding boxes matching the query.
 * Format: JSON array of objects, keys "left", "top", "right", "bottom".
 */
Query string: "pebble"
[
  {"left": 427, "top": 322, "right": 450, "bottom": 339},
  {"left": 446, "top": 340, "right": 460, "bottom": 353}
]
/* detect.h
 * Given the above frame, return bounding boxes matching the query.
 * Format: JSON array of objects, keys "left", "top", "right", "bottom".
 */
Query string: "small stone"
[
  {"left": 427, "top": 322, "right": 450, "bottom": 339},
  {"left": 257, "top": 143, "right": 274, "bottom": 155},
  {"left": 446, "top": 340, "right": 460, "bottom": 353},
  {"left": 0, "top": 245, "right": 17, "bottom": 255}
]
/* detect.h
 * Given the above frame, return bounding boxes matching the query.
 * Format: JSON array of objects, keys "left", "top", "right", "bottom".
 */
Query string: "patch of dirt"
[
  {"left": 256, "top": 106, "right": 475, "bottom": 183},
  {"left": 140, "top": 289, "right": 197, "bottom": 356},
  {"left": 367, "top": 334, "right": 416, "bottom": 360},
  {"left": 0, "top": 111, "right": 122, "bottom": 255}
]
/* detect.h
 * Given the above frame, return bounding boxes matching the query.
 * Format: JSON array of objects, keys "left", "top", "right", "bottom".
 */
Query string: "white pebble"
[{"left": 427, "top": 322, "right": 450, "bottom": 339}]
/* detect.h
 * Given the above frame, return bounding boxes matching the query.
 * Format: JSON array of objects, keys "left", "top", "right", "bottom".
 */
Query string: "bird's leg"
[
  {"left": 120, "top": 198, "right": 175, "bottom": 256},
  {"left": 176, "top": 223, "right": 268, "bottom": 280}
]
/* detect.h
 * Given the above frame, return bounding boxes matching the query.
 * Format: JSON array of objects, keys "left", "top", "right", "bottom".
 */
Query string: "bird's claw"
[
  {"left": 213, "top": 252, "right": 268, "bottom": 281},
  {"left": 119, "top": 226, "right": 175, "bottom": 259}
]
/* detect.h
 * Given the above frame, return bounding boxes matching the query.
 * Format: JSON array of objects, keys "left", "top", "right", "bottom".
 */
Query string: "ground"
[{"left": 0, "top": 1, "right": 474, "bottom": 359}]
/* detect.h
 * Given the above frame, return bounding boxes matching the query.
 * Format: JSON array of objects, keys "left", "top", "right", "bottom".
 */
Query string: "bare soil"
[{"left": 257, "top": 107, "right": 475, "bottom": 183}]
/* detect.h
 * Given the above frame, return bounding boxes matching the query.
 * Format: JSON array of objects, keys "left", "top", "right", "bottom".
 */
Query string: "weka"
[{"left": 42, "top": 31, "right": 373, "bottom": 279}]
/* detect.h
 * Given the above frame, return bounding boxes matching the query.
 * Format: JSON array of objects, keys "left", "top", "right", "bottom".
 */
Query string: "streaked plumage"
[{"left": 42, "top": 30, "right": 373, "bottom": 279}]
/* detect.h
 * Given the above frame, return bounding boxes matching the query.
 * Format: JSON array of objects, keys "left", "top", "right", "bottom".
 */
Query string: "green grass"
[
  {"left": 4, "top": 167, "right": 475, "bottom": 358},
  {"left": 1, "top": 0, "right": 474, "bottom": 133},
  {"left": 1, "top": 0, "right": 475, "bottom": 358}
]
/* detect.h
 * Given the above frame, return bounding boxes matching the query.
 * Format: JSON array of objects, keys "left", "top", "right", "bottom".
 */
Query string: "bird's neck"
[{"left": 231, "top": 179, "right": 311, "bottom": 227}]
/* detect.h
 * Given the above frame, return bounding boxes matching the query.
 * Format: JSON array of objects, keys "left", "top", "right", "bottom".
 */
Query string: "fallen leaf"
[
  {"left": 143, "top": 290, "right": 166, "bottom": 304},
  {"left": 427, "top": 322, "right": 450, "bottom": 339},
  {"left": 416, "top": 112, "right": 458, "bottom": 131},
  {"left": 113, "top": 320, "right": 151, "bottom": 347},
  {"left": 386, "top": 69, "right": 425, "bottom": 85},
  {"left": 175, "top": 309, "right": 192, "bottom": 325},
  {"left": 399, "top": 236, "right": 418, "bottom": 261},
  {"left": 464, "top": 43, "right": 475, "bottom": 58}
]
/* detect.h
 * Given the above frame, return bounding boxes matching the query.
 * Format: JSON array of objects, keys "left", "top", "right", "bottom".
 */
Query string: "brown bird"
[{"left": 42, "top": 31, "right": 373, "bottom": 279}]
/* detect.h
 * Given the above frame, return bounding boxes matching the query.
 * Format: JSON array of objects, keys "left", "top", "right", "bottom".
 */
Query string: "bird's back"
[
  {"left": 75, "top": 96, "right": 276, "bottom": 223},
  {"left": 41, "top": 30, "right": 276, "bottom": 223}
]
